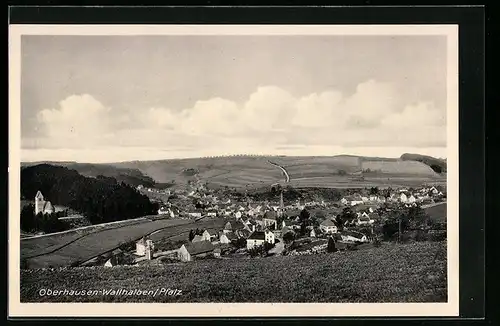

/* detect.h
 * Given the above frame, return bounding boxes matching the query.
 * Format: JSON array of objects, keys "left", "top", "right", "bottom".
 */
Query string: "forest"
[{"left": 21, "top": 164, "right": 159, "bottom": 227}]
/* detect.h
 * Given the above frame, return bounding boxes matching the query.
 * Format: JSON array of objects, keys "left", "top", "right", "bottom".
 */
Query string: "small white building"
[
  {"left": 341, "top": 231, "right": 368, "bottom": 243},
  {"left": 319, "top": 219, "right": 338, "bottom": 234}
]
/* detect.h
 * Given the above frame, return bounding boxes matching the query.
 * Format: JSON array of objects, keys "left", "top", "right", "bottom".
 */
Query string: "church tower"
[
  {"left": 278, "top": 190, "right": 284, "bottom": 218},
  {"left": 35, "top": 191, "right": 45, "bottom": 215}
]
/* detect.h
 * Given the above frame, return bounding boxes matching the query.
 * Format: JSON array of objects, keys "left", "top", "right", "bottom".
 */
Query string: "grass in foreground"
[{"left": 20, "top": 241, "right": 447, "bottom": 303}]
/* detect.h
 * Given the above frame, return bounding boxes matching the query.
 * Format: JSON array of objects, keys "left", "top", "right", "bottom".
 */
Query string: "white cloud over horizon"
[{"left": 22, "top": 79, "right": 447, "bottom": 162}]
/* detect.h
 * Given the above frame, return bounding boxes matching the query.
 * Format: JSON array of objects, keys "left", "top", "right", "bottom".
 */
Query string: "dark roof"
[
  {"left": 248, "top": 231, "right": 266, "bottom": 240},
  {"left": 263, "top": 211, "right": 277, "bottom": 220},
  {"left": 224, "top": 232, "right": 238, "bottom": 240},
  {"left": 184, "top": 241, "right": 215, "bottom": 255},
  {"left": 320, "top": 219, "right": 336, "bottom": 227}
]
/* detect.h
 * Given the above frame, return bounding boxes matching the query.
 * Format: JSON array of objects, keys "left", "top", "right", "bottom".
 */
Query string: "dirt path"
[{"left": 268, "top": 161, "right": 290, "bottom": 183}]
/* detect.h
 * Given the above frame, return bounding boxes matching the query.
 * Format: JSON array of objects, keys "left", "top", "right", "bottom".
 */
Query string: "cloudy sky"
[{"left": 21, "top": 35, "right": 447, "bottom": 163}]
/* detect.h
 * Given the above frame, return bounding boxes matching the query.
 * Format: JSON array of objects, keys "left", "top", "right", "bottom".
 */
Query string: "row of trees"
[{"left": 21, "top": 164, "right": 159, "bottom": 225}]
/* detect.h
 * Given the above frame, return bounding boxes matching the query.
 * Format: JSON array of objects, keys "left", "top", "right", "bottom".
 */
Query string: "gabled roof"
[
  {"left": 35, "top": 191, "right": 44, "bottom": 200},
  {"left": 43, "top": 201, "right": 54, "bottom": 211},
  {"left": 320, "top": 219, "right": 336, "bottom": 227},
  {"left": 184, "top": 241, "right": 215, "bottom": 255},
  {"left": 192, "top": 235, "right": 204, "bottom": 242},
  {"left": 281, "top": 226, "right": 293, "bottom": 234},
  {"left": 248, "top": 231, "right": 266, "bottom": 240},
  {"left": 263, "top": 211, "right": 277, "bottom": 220}
]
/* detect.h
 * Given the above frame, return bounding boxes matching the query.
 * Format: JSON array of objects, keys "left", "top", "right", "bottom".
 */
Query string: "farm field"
[
  {"left": 110, "top": 155, "right": 445, "bottom": 189},
  {"left": 21, "top": 217, "right": 155, "bottom": 258},
  {"left": 21, "top": 218, "right": 195, "bottom": 269},
  {"left": 20, "top": 241, "right": 447, "bottom": 303},
  {"left": 288, "top": 176, "right": 445, "bottom": 189}
]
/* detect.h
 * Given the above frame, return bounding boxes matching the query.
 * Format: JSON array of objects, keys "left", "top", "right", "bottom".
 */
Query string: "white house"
[
  {"left": 408, "top": 195, "right": 416, "bottom": 204},
  {"left": 178, "top": 241, "right": 215, "bottom": 262},
  {"left": 235, "top": 211, "right": 242, "bottom": 219},
  {"left": 319, "top": 219, "right": 338, "bottom": 234},
  {"left": 220, "top": 232, "right": 238, "bottom": 244},
  {"left": 341, "top": 231, "right": 368, "bottom": 243},
  {"left": 188, "top": 212, "right": 202, "bottom": 218},
  {"left": 207, "top": 212, "right": 217, "bottom": 217},
  {"left": 246, "top": 231, "right": 275, "bottom": 250},
  {"left": 400, "top": 193, "right": 408, "bottom": 203},
  {"left": 340, "top": 197, "right": 349, "bottom": 205},
  {"left": 136, "top": 237, "right": 147, "bottom": 256}
]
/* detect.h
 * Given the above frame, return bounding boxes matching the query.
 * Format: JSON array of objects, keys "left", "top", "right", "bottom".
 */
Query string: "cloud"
[{"left": 31, "top": 80, "right": 447, "bottom": 158}]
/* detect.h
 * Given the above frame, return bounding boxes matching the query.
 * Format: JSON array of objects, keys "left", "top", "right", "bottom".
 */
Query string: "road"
[{"left": 268, "top": 161, "right": 290, "bottom": 183}]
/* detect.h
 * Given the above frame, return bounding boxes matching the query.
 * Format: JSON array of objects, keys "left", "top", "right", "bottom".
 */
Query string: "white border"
[{"left": 8, "top": 24, "right": 459, "bottom": 317}]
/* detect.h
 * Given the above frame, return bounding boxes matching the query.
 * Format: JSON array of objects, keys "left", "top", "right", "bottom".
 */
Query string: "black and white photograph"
[{"left": 9, "top": 24, "right": 459, "bottom": 317}]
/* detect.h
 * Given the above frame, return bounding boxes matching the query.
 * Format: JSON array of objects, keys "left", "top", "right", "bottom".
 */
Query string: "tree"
[
  {"left": 334, "top": 214, "right": 344, "bottom": 229},
  {"left": 340, "top": 206, "right": 356, "bottom": 223},
  {"left": 283, "top": 231, "right": 295, "bottom": 244},
  {"left": 369, "top": 187, "right": 379, "bottom": 195},
  {"left": 188, "top": 230, "right": 195, "bottom": 241},
  {"left": 298, "top": 208, "right": 311, "bottom": 236},
  {"left": 20, "top": 204, "right": 35, "bottom": 232},
  {"left": 327, "top": 236, "right": 337, "bottom": 253}
]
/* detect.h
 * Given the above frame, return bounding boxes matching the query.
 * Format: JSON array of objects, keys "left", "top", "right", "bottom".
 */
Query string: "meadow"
[
  {"left": 111, "top": 155, "right": 444, "bottom": 189},
  {"left": 20, "top": 241, "right": 447, "bottom": 303},
  {"left": 21, "top": 218, "right": 199, "bottom": 269}
]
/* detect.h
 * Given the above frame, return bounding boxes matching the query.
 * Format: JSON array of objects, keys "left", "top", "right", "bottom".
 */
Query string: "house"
[
  {"left": 220, "top": 232, "right": 238, "bottom": 244},
  {"left": 207, "top": 212, "right": 217, "bottom": 217},
  {"left": 136, "top": 237, "right": 147, "bottom": 256},
  {"left": 192, "top": 234, "right": 204, "bottom": 243},
  {"left": 340, "top": 197, "right": 349, "bottom": 205},
  {"left": 104, "top": 249, "right": 123, "bottom": 267},
  {"left": 400, "top": 193, "right": 408, "bottom": 203},
  {"left": 361, "top": 196, "right": 369, "bottom": 202},
  {"left": 235, "top": 211, "right": 242, "bottom": 219},
  {"left": 356, "top": 215, "right": 374, "bottom": 225},
  {"left": 430, "top": 186, "right": 439, "bottom": 194},
  {"left": 310, "top": 228, "right": 317, "bottom": 238},
  {"left": 408, "top": 195, "right": 416, "bottom": 204},
  {"left": 158, "top": 206, "right": 170, "bottom": 215},
  {"left": 341, "top": 231, "right": 368, "bottom": 243},
  {"left": 188, "top": 212, "right": 202, "bottom": 218},
  {"left": 34, "top": 191, "right": 55, "bottom": 215},
  {"left": 319, "top": 219, "right": 338, "bottom": 234},
  {"left": 246, "top": 230, "right": 275, "bottom": 250},
  {"left": 263, "top": 211, "right": 278, "bottom": 229},
  {"left": 178, "top": 241, "right": 215, "bottom": 262}
]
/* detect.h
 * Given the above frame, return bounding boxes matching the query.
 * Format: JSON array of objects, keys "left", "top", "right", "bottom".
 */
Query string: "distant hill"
[
  {"left": 400, "top": 153, "right": 447, "bottom": 174},
  {"left": 21, "top": 162, "right": 155, "bottom": 188},
  {"left": 21, "top": 153, "right": 446, "bottom": 190},
  {"left": 21, "top": 164, "right": 158, "bottom": 224}
]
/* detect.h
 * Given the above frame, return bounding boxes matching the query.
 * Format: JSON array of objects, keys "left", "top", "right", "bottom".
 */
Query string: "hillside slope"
[
  {"left": 21, "top": 241, "right": 447, "bottom": 303},
  {"left": 21, "top": 164, "right": 157, "bottom": 224},
  {"left": 21, "top": 162, "right": 155, "bottom": 187},
  {"left": 400, "top": 153, "right": 447, "bottom": 173}
]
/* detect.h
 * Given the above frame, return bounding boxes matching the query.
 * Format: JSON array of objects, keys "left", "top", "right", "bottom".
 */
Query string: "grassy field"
[
  {"left": 109, "top": 155, "right": 444, "bottom": 189},
  {"left": 20, "top": 241, "right": 447, "bottom": 303},
  {"left": 21, "top": 218, "right": 197, "bottom": 269}
]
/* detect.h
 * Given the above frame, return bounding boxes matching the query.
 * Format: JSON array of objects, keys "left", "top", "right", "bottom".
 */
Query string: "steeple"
[{"left": 278, "top": 190, "right": 284, "bottom": 217}]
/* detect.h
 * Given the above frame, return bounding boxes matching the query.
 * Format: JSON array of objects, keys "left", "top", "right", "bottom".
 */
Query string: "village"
[{"left": 82, "top": 182, "right": 447, "bottom": 268}]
